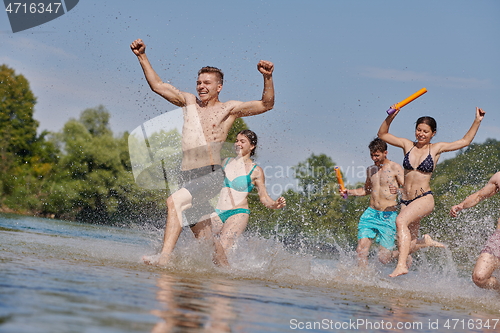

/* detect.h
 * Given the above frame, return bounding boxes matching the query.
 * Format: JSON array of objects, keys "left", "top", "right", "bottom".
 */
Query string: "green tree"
[
  {"left": 226, "top": 117, "right": 248, "bottom": 143},
  {"left": 0, "top": 65, "right": 59, "bottom": 213},
  {"left": 249, "top": 153, "right": 361, "bottom": 253},
  {"left": 42, "top": 106, "right": 165, "bottom": 224},
  {"left": 0, "top": 64, "right": 38, "bottom": 160}
]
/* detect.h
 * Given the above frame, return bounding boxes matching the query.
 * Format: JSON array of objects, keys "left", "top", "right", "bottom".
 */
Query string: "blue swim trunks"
[{"left": 357, "top": 207, "right": 397, "bottom": 250}]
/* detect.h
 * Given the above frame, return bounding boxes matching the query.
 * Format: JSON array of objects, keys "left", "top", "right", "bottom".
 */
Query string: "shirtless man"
[
  {"left": 130, "top": 39, "right": 275, "bottom": 266},
  {"left": 450, "top": 171, "right": 500, "bottom": 292},
  {"left": 342, "top": 138, "right": 404, "bottom": 266}
]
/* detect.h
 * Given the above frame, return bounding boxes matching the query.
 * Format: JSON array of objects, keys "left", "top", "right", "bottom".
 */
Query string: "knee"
[
  {"left": 395, "top": 217, "right": 406, "bottom": 229},
  {"left": 356, "top": 246, "right": 368, "bottom": 256},
  {"left": 378, "top": 251, "right": 392, "bottom": 264},
  {"left": 356, "top": 241, "right": 370, "bottom": 256},
  {"left": 166, "top": 196, "right": 179, "bottom": 210},
  {"left": 472, "top": 271, "right": 489, "bottom": 288}
]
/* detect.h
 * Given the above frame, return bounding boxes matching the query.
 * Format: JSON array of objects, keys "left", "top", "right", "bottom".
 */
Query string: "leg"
[
  {"left": 411, "top": 234, "right": 445, "bottom": 253},
  {"left": 382, "top": 248, "right": 413, "bottom": 267},
  {"left": 143, "top": 188, "right": 193, "bottom": 266},
  {"left": 356, "top": 238, "right": 373, "bottom": 267},
  {"left": 356, "top": 208, "right": 378, "bottom": 267},
  {"left": 390, "top": 194, "right": 434, "bottom": 277},
  {"left": 213, "top": 213, "right": 249, "bottom": 267},
  {"left": 190, "top": 216, "right": 213, "bottom": 239},
  {"left": 378, "top": 246, "right": 395, "bottom": 265},
  {"left": 472, "top": 253, "right": 500, "bottom": 291},
  {"left": 375, "top": 211, "right": 398, "bottom": 265}
]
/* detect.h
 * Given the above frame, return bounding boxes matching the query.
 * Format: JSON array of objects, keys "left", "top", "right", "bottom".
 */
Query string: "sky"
[{"left": 1, "top": 0, "right": 499, "bottom": 196}]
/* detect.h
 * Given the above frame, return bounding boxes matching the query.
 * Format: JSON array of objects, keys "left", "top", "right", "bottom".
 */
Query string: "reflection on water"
[
  {"left": 1, "top": 213, "right": 500, "bottom": 332},
  {"left": 151, "top": 274, "right": 235, "bottom": 332}
]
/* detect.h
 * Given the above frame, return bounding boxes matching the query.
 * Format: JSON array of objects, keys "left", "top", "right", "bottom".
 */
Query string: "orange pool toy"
[
  {"left": 387, "top": 88, "right": 427, "bottom": 114},
  {"left": 334, "top": 166, "right": 347, "bottom": 199}
]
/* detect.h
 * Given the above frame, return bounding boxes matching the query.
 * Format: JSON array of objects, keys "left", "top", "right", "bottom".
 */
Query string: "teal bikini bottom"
[{"left": 215, "top": 208, "right": 250, "bottom": 223}]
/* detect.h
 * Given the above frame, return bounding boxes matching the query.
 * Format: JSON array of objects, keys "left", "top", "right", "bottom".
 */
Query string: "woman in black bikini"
[{"left": 378, "top": 106, "right": 485, "bottom": 277}]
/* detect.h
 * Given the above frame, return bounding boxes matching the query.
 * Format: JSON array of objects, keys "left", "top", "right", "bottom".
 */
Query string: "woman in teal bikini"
[
  {"left": 378, "top": 106, "right": 485, "bottom": 277},
  {"left": 212, "top": 130, "right": 286, "bottom": 266}
]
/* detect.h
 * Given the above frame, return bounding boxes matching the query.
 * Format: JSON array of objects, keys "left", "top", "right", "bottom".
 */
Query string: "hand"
[
  {"left": 130, "top": 39, "right": 146, "bottom": 56},
  {"left": 257, "top": 60, "right": 274, "bottom": 76},
  {"left": 476, "top": 107, "right": 485, "bottom": 121},
  {"left": 389, "top": 103, "right": 400, "bottom": 115},
  {"left": 275, "top": 196, "right": 286, "bottom": 209},
  {"left": 339, "top": 188, "right": 348, "bottom": 197},
  {"left": 388, "top": 184, "right": 398, "bottom": 195},
  {"left": 450, "top": 204, "right": 463, "bottom": 217}
]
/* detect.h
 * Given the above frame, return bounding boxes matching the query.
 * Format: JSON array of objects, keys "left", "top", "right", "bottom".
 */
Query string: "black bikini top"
[{"left": 403, "top": 145, "right": 434, "bottom": 173}]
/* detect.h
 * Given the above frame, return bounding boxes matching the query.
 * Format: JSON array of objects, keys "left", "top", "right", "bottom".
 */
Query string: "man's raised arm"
[
  {"left": 450, "top": 172, "right": 500, "bottom": 217},
  {"left": 230, "top": 60, "right": 275, "bottom": 117},
  {"left": 130, "top": 39, "right": 187, "bottom": 107}
]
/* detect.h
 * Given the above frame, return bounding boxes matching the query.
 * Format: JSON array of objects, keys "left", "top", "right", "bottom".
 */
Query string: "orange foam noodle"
[
  {"left": 395, "top": 87, "right": 427, "bottom": 109},
  {"left": 334, "top": 166, "right": 345, "bottom": 192}
]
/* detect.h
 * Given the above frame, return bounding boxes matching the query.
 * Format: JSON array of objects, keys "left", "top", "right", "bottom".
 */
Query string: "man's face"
[
  {"left": 370, "top": 150, "right": 387, "bottom": 165},
  {"left": 196, "top": 73, "right": 222, "bottom": 102}
]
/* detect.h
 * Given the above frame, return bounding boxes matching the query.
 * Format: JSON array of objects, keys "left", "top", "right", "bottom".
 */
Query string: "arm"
[
  {"left": 395, "top": 163, "right": 405, "bottom": 188},
  {"left": 346, "top": 187, "right": 368, "bottom": 197},
  {"left": 345, "top": 168, "right": 371, "bottom": 197},
  {"left": 377, "top": 106, "right": 412, "bottom": 149},
  {"left": 388, "top": 162, "right": 405, "bottom": 195},
  {"left": 130, "top": 39, "right": 188, "bottom": 107},
  {"left": 450, "top": 172, "right": 500, "bottom": 217},
  {"left": 253, "top": 166, "right": 286, "bottom": 209},
  {"left": 435, "top": 107, "right": 485, "bottom": 153},
  {"left": 229, "top": 60, "right": 275, "bottom": 118}
]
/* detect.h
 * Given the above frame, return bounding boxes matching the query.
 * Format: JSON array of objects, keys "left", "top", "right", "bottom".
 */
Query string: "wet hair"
[
  {"left": 238, "top": 130, "right": 258, "bottom": 156},
  {"left": 198, "top": 66, "right": 224, "bottom": 85},
  {"left": 416, "top": 116, "right": 437, "bottom": 133},
  {"left": 368, "top": 137, "right": 387, "bottom": 153}
]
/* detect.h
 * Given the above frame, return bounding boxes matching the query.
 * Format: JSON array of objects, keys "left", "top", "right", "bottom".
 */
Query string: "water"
[{"left": 1, "top": 213, "right": 500, "bottom": 332}]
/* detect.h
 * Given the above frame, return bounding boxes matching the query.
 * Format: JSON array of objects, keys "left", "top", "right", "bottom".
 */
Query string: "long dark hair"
[{"left": 416, "top": 116, "right": 437, "bottom": 133}]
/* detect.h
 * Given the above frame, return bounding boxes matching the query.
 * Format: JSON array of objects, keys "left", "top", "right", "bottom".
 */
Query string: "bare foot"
[
  {"left": 389, "top": 265, "right": 408, "bottom": 277},
  {"left": 422, "top": 234, "right": 445, "bottom": 248},
  {"left": 142, "top": 254, "right": 169, "bottom": 266},
  {"left": 142, "top": 254, "right": 159, "bottom": 265}
]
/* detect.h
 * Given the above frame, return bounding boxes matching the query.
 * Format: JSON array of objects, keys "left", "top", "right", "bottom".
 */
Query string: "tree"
[
  {"left": 0, "top": 65, "right": 59, "bottom": 212},
  {"left": 0, "top": 64, "right": 38, "bottom": 160},
  {"left": 226, "top": 117, "right": 248, "bottom": 144},
  {"left": 248, "top": 153, "right": 361, "bottom": 253},
  {"left": 293, "top": 154, "right": 338, "bottom": 197}
]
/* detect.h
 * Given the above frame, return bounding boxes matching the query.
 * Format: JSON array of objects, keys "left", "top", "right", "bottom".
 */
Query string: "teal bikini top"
[{"left": 222, "top": 158, "right": 257, "bottom": 192}]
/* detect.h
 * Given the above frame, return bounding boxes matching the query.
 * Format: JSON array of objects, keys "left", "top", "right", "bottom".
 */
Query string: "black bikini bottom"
[{"left": 400, "top": 191, "right": 433, "bottom": 206}]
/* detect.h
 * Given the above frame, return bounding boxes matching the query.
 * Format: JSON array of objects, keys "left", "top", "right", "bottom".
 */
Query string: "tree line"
[{"left": 2, "top": 64, "right": 499, "bottom": 261}]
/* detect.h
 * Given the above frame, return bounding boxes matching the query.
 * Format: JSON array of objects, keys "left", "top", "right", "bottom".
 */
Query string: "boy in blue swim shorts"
[{"left": 341, "top": 138, "right": 404, "bottom": 266}]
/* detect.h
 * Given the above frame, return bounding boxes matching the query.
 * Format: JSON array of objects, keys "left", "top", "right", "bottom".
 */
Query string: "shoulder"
[
  {"left": 182, "top": 92, "right": 197, "bottom": 103},
  {"left": 401, "top": 139, "right": 416, "bottom": 152},
  {"left": 387, "top": 160, "right": 404, "bottom": 172},
  {"left": 430, "top": 141, "right": 446, "bottom": 151},
  {"left": 252, "top": 164, "right": 264, "bottom": 178},
  {"left": 222, "top": 100, "right": 243, "bottom": 110}
]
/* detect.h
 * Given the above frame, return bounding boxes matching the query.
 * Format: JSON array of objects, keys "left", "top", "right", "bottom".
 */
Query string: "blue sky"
[{"left": 1, "top": 0, "right": 499, "bottom": 194}]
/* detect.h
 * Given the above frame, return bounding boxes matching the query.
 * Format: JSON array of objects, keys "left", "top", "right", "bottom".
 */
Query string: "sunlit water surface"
[{"left": 1, "top": 213, "right": 499, "bottom": 332}]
